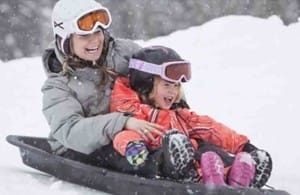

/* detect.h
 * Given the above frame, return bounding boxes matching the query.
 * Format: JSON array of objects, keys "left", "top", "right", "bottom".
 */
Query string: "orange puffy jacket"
[{"left": 110, "top": 77, "right": 249, "bottom": 156}]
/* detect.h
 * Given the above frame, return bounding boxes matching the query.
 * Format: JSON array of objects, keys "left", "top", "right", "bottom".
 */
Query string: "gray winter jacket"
[{"left": 42, "top": 38, "right": 141, "bottom": 155}]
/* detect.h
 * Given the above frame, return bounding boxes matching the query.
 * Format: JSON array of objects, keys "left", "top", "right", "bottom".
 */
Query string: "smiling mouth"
[
  {"left": 86, "top": 47, "right": 99, "bottom": 54},
  {"left": 164, "top": 96, "right": 174, "bottom": 104}
]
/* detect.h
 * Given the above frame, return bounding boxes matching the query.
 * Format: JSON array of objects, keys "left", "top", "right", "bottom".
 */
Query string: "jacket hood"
[{"left": 42, "top": 41, "right": 65, "bottom": 77}]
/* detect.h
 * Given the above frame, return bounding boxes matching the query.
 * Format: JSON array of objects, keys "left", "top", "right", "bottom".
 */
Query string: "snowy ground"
[{"left": 1, "top": 15, "right": 299, "bottom": 194}]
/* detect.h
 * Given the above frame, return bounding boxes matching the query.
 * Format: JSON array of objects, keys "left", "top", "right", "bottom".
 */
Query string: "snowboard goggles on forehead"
[
  {"left": 129, "top": 59, "right": 191, "bottom": 83},
  {"left": 74, "top": 9, "right": 111, "bottom": 35}
]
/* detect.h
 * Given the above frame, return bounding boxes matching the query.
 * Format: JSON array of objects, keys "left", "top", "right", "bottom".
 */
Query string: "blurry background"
[{"left": 1, "top": 0, "right": 300, "bottom": 61}]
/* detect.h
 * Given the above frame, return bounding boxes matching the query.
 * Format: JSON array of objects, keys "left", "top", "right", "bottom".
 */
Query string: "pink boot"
[
  {"left": 228, "top": 152, "right": 256, "bottom": 187},
  {"left": 201, "top": 151, "right": 226, "bottom": 186}
]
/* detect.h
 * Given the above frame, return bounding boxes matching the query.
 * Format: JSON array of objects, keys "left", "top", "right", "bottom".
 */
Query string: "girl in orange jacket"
[{"left": 110, "top": 46, "right": 272, "bottom": 188}]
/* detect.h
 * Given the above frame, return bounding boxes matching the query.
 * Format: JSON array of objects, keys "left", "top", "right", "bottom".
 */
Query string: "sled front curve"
[{"left": 6, "top": 135, "right": 290, "bottom": 195}]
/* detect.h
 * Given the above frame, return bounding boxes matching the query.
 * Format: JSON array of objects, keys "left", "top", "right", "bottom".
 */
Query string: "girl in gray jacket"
[{"left": 42, "top": 0, "right": 163, "bottom": 169}]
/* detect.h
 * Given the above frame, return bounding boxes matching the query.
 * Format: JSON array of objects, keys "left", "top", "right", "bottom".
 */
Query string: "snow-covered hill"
[{"left": 1, "top": 15, "right": 299, "bottom": 194}]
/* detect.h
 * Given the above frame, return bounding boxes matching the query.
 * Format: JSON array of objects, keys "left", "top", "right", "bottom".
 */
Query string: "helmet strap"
[
  {"left": 55, "top": 35, "right": 63, "bottom": 54},
  {"left": 55, "top": 35, "right": 71, "bottom": 56},
  {"left": 63, "top": 38, "right": 73, "bottom": 55},
  {"left": 64, "top": 37, "right": 71, "bottom": 55}
]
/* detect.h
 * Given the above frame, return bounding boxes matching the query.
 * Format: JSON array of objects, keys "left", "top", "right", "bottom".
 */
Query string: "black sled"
[{"left": 6, "top": 135, "right": 290, "bottom": 195}]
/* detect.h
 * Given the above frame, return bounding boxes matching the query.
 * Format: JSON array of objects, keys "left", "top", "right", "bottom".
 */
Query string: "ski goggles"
[
  {"left": 74, "top": 8, "right": 111, "bottom": 35},
  {"left": 129, "top": 59, "right": 191, "bottom": 83}
]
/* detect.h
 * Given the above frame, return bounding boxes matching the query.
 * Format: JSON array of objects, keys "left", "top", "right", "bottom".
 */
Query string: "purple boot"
[
  {"left": 228, "top": 152, "right": 256, "bottom": 187},
  {"left": 201, "top": 151, "right": 226, "bottom": 186}
]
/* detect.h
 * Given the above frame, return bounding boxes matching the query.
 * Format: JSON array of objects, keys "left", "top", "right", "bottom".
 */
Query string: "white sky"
[{"left": 1, "top": 15, "right": 299, "bottom": 194}]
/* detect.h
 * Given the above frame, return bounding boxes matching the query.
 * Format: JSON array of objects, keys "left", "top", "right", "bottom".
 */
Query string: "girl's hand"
[{"left": 125, "top": 117, "right": 164, "bottom": 141}]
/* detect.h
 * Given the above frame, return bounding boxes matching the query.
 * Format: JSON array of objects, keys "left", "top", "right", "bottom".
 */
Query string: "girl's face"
[
  {"left": 71, "top": 31, "right": 104, "bottom": 61},
  {"left": 152, "top": 77, "right": 180, "bottom": 109}
]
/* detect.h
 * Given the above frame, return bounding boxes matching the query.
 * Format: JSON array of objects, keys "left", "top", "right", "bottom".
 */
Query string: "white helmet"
[{"left": 52, "top": 0, "right": 112, "bottom": 55}]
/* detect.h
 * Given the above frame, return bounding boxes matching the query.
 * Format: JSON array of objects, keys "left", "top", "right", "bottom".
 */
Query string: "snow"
[{"left": 1, "top": 15, "right": 299, "bottom": 194}]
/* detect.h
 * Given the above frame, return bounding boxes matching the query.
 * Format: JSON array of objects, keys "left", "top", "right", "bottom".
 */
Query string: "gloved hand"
[
  {"left": 125, "top": 141, "right": 149, "bottom": 166},
  {"left": 249, "top": 149, "right": 273, "bottom": 188}
]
